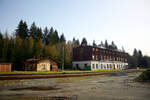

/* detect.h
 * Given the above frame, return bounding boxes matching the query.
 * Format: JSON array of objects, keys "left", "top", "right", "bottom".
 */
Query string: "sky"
[{"left": 0, "top": 0, "right": 150, "bottom": 56}]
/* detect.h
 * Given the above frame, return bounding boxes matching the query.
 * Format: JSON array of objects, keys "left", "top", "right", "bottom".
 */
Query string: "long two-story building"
[{"left": 72, "top": 46, "right": 128, "bottom": 70}]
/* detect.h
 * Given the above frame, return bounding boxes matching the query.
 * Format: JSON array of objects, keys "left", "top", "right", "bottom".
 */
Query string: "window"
[
  {"left": 96, "top": 48, "right": 99, "bottom": 52},
  {"left": 101, "top": 56, "right": 103, "bottom": 60},
  {"left": 92, "top": 64, "right": 95, "bottom": 69},
  {"left": 92, "top": 55, "right": 95, "bottom": 60},
  {"left": 84, "top": 64, "right": 87, "bottom": 67},
  {"left": 107, "top": 64, "right": 109, "bottom": 69},
  {"left": 93, "top": 48, "right": 95, "bottom": 51},
  {"left": 96, "top": 64, "right": 98, "bottom": 69},
  {"left": 101, "top": 64, "right": 103, "bottom": 69},
  {"left": 76, "top": 64, "right": 79, "bottom": 67},
  {"left": 96, "top": 55, "right": 98, "bottom": 60}
]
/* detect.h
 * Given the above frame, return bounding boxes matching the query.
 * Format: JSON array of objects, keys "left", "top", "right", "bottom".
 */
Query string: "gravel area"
[{"left": 0, "top": 72, "right": 150, "bottom": 100}]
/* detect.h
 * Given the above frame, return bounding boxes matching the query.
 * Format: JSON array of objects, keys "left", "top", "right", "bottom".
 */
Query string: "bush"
[{"left": 135, "top": 69, "right": 150, "bottom": 82}]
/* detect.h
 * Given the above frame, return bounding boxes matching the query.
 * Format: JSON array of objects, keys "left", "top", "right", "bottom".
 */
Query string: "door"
[{"left": 50, "top": 65, "right": 53, "bottom": 70}]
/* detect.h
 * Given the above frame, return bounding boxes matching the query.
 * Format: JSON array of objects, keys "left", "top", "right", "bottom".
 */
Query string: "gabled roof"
[{"left": 25, "top": 56, "right": 59, "bottom": 64}]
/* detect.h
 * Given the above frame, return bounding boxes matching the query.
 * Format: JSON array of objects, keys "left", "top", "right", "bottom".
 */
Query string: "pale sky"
[{"left": 0, "top": 0, "right": 150, "bottom": 55}]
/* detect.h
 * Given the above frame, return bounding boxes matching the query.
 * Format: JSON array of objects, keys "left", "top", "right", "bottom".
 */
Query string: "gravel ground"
[{"left": 0, "top": 72, "right": 150, "bottom": 100}]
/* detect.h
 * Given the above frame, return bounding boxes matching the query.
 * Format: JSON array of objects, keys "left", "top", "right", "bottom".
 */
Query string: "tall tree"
[
  {"left": 122, "top": 46, "right": 125, "bottom": 52},
  {"left": 65, "top": 41, "right": 73, "bottom": 69},
  {"left": 100, "top": 41, "right": 104, "bottom": 46},
  {"left": 137, "top": 50, "right": 143, "bottom": 67},
  {"left": 16, "top": 20, "right": 28, "bottom": 39},
  {"left": 104, "top": 40, "right": 109, "bottom": 49},
  {"left": 29, "top": 22, "right": 37, "bottom": 40},
  {"left": 108, "top": 41, "right": 117, "bottom": 50},
  {"left": 27, "top": 36, "right": 34, "bottom": 58},
  {"left": 60, "top": 33, "right": 66, "bottom": 43},
  {"left": 81, "top": 37, "right": 87, "bottom": 46},
  {"left": 133, "top": 48, "right": 138, "bottom": 68},
  {"left": 0, "top": 32, "right": 3, "bottom": 39},
  {"left": 0, "top": 32, "right": 3, "bottom": 61},
  {"left": 92, "top": 40, "right": 97, "bottom": 47},
  {"left": 43, "top": 27, "right": 49, "bottom": 45},
  {"left": 2, "top": 31, "right": 9, "bottom": 62},
  {"left": 50, "top": 30, "right": 59, "bottom": 45},
  {"left": 47, "top": 27, "right": 54, "bottom": 45}
]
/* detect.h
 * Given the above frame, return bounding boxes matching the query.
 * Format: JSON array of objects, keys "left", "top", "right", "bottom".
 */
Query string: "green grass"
[
  {"left": 0, "top": 68, "right": 146, "bottom": 75},
  {"left": 0, "top": 69, "right": 123, "bottom": 74}
]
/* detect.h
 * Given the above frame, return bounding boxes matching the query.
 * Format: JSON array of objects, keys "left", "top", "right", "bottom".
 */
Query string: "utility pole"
[{"left": 62, "top": 45, "right": 64, "bottom": 70}]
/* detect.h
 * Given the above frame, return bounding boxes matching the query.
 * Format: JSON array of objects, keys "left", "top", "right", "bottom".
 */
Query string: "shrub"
[{"left": 135, "top": 69, "right": 150, "bottom": 82}]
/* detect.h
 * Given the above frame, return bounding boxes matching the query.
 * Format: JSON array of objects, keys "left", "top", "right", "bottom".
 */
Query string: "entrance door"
[{"left": 50, "top": 65, "right": 53, "bottom": 70}]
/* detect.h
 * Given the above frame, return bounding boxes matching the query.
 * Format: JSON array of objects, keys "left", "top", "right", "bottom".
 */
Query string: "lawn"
[{"left": 0, "top": 68, "right": 146, "bottom": 75}]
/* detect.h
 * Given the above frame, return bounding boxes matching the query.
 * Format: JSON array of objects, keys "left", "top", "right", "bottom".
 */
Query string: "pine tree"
[
  {"left": 137, "top": 50, "right": 143, "bottom": 67},
  {"left": 36, "top": 27, "right": 43, "bottom": 41},
  {"left": 0, "top": 32, "right": 3, "bottom": 61},
  {"left": 0, "top": 32, "right": 3, "bottom": 39},
  {"left": 100, "top": 41, "right": 104, "bottom": 46},
  {"left": 27, "top": 36, "right": 34, "bottom": 58},
  {"left": 81, "top": 37, "right": 87, "bottom": 46},
  {"left": 16, "top": 20, "right": 28, "bottom": 39},
  {"left": 43, "top": 27, "right": 49, "bottom": 45},
  {"left": 50, "top": 29, "right": 59, "bottom": 45},
  {"left": 2, "top": 31, "right": 9, "bottom": 62},
  {"left": 29, "top": 22, "right": 37, "bottom": 40},
  {"left": 104, "top": 40, "right": 109, "bottom": 49},
  {"left": 92, "top": 40, "right": 97, "bottom": 47},
  {"left": 76, "top": 39, "right": 80, "bottom": 46},
  {"left": 133, "top": 48, "right": 138, "bottom": 68},
  {"left": 65, "top": 41, "right": 72, "bottom": 69},
  {"left": 72, "top": 38, "right": 80, "bottom": 48},
  {"left": 60, "top": 33, "right": 66, "bottom": 43},
  {"left": 47, "top": 27, "right": 54, "bottom": 45},
  {"left": 122, "top": 46, "right": 125, "bottom": 52}
]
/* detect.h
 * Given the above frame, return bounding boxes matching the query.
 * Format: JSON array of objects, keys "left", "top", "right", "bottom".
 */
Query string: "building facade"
[
  {"left": 72, "top": 46, "right": 128, "bottom": 70},
  {"left": 0, "top": 63, "right": 11, "bottom": 72},
  {"left": 24, "top": 57, "right": 58, "bottom": 71}
]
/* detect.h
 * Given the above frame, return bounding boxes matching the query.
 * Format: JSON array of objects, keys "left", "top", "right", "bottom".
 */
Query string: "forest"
[{"left": 0, "top": 20, "right": 150, "bottom": 70}]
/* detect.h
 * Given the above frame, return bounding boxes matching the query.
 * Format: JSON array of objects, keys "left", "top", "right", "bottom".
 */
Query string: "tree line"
[
  {"left": 0, "top": 20, "right": 150, "bottom": 70},
  {"left": 0, "top": 20, "right": 73, "bottom": 70},
  {"left": 128, "top": 48, "right": 150, "bottom": 69}
]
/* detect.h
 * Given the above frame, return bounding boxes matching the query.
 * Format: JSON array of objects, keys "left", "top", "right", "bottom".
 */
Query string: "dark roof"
[
  {"left": 25, "top": 56, "right": 59, "bottom": 64},
  {"left": 75, "top": 45, "right": 128, "bottom": 54},
  {"left": 0, "top": 63, "right": 12, "bottom": 65}
]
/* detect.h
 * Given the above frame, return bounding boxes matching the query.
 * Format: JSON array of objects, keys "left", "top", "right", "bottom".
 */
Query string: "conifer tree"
[
  {"left": 43, "top": 27, "right": 49, "bottom": 45},
  {"left": 104, "top": 40, "right": 109, "bottom": 49},
  {"left": 60, "top": 33, "right": 66, "bottom": 43},
  {"left": 93, "top": 40, "right": 97, "bottom": 47},
  {"left": 81, "top": 37, "right": 87, "bottom": 46},
  {"left": 16, "top": 20, "right": 28, "bottom": 39}
]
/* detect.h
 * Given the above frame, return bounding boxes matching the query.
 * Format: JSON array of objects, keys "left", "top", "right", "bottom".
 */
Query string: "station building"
[
  {"left": 24, "top": 57, "right": 58, "bottom": 71},
  {"left": 72, "top": 46, "right": 128, "bottom": 70}
]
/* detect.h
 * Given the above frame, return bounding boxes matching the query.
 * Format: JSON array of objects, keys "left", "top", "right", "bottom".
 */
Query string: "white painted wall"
[
  {"left": 73, "top": 61, "right": 128, "bottom": 71},
  {"left": 37, "top": 60, "right": 50, "bottom": 71},
  {"left": 73, "top": 61, "right": 91, "bottom": 70}
]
